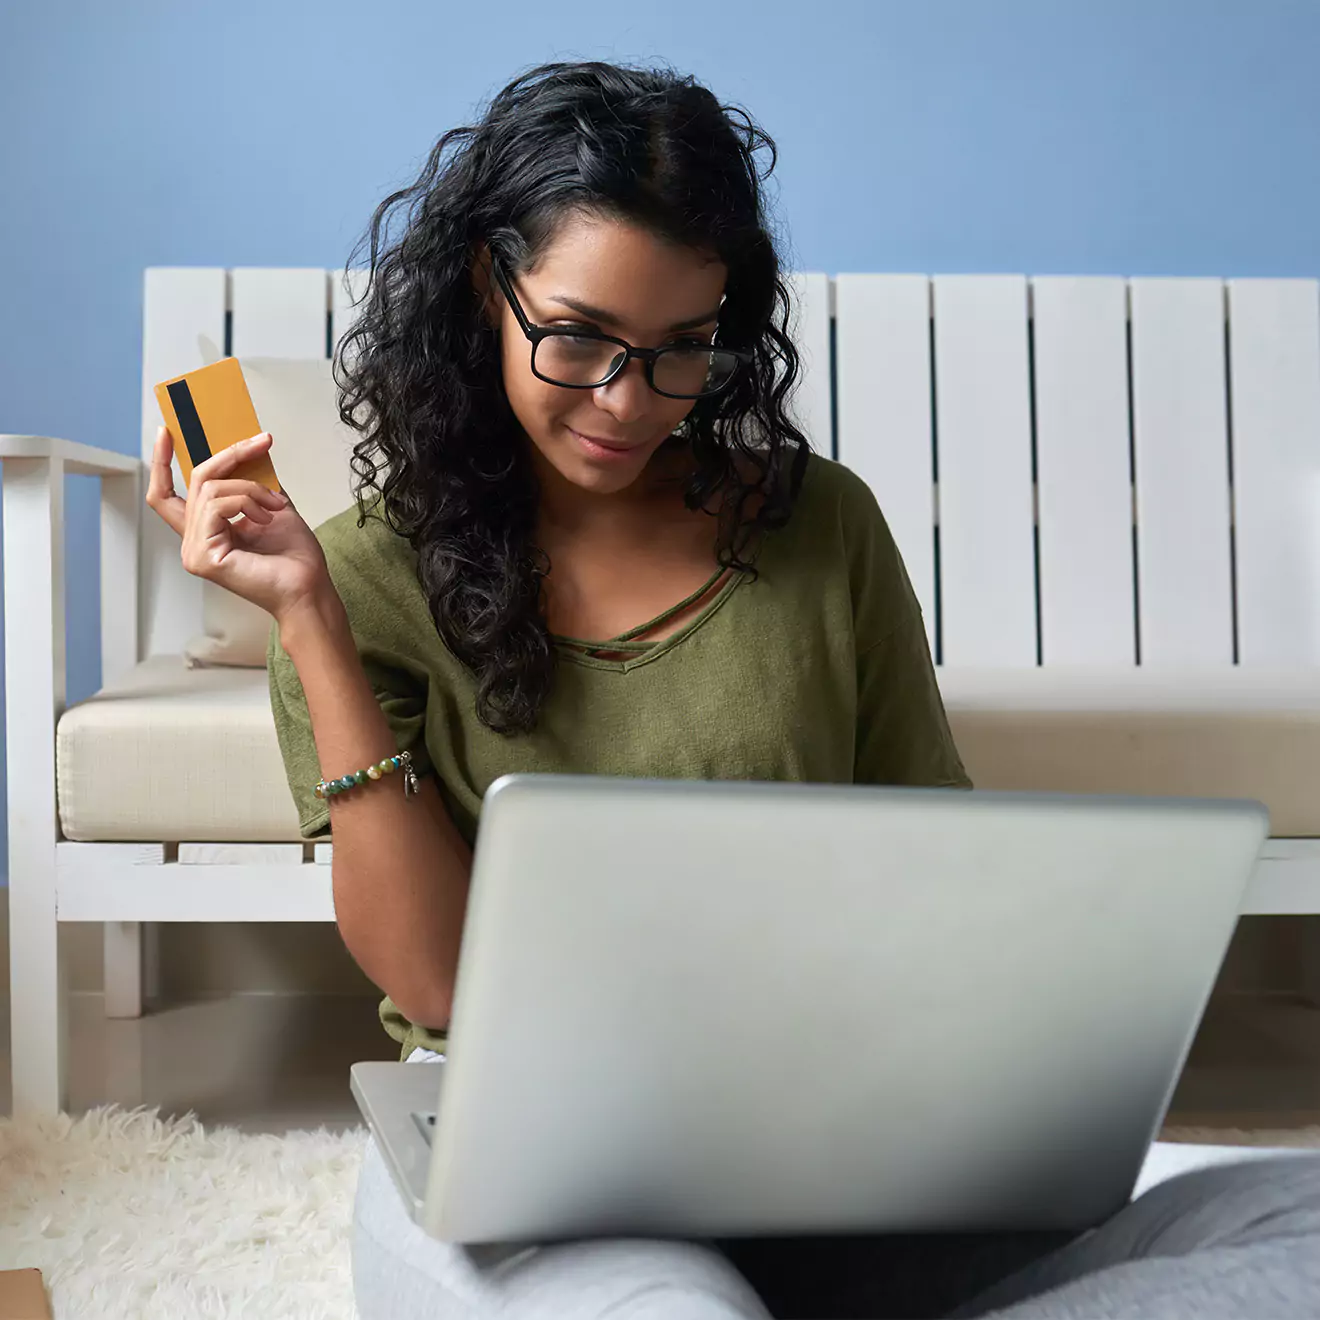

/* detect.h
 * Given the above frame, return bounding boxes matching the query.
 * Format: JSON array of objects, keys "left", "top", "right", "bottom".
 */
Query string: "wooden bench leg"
[
  {"left": 9, "top": 857, "right": 68, "bottom": 1115},
  {"left": 5, "top": 451, "right": 73, "bottom": 1113},
  {"left": 104, "top": 920, "right": 145, "bottom": 1019}
]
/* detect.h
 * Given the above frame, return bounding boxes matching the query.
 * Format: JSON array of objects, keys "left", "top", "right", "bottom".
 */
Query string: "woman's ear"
[{"left": 471, "top": 243, "right": 501, "bottom": 329}]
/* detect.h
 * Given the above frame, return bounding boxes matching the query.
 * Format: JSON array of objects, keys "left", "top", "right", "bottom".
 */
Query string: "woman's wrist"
[{"left": 276, "top": 585, "right": 352, "bottom": 661}]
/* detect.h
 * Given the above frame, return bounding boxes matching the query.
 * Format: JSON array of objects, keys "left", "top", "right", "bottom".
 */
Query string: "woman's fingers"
[
  {"left": 149, "top": 427, "right": 290, "bottom": 581},
  {"left": 181, "top": 495, "right": 272, "bottom": 573},
  {"left": 145, "top": 425, "right": 187, "bottom": 535},
  {"left": 199, "top": 478, "right": 288, "bottom": 512},
  {"left": 187, "top": 432, "right": 273, "bottom": 490},
  {"left": 205, "top": 493, "right": 275, "bottom": 526}
]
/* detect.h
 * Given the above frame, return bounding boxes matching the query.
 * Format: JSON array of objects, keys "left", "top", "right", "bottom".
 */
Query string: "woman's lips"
[{"left": 569, "top": 428, "right": 641, "bottom": 460}]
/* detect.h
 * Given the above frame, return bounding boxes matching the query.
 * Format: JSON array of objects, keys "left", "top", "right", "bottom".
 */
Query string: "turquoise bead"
[{"left": 340, "top": 776, "right": 355, "bottom": 790}]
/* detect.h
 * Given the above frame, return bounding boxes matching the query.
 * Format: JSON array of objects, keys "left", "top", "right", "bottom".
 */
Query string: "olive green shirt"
[{"left": 268, "top": 454, "right": 970, "bottom": 1058}]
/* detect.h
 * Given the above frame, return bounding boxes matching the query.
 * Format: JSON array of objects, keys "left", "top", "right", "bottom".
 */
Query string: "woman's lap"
[
  {"left": 716, "top": 1154, "right": 1320, "bottom": 1319},
  {"left": 955, "top": 1152, "right": 1320, "bottom": 1320},
  {"left": 355, "top": 1070, "right": 1320, "bottom": 1320},
  {"left": 716, "top": 1228, "right": 1072, "bottom": 1319},
  {"left": 352, "top": 1134, "right": 771, "bottom": 1319}
]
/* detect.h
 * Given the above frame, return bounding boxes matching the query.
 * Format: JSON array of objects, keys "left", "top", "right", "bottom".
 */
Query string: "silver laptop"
[{"left": 351, "top": 774, "right": 1266, "bottom": 1244}]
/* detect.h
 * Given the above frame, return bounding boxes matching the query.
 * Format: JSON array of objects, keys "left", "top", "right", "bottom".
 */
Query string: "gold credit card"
[{"left": 154, "top": 357, "right": 282, "bottom": 493}]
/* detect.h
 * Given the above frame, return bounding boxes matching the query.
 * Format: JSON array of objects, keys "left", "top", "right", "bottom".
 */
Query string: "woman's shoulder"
[
  {"left": 791, "top": 450, "right": 893, "bottom": 540},
  {"left": 778, "top": 451, "right": 913, "bottom": 621}
]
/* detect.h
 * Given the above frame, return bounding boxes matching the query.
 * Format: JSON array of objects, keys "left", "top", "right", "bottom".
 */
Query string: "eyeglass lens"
[{"left": 533, "top": 334, "right": 739, "bottom": 397}]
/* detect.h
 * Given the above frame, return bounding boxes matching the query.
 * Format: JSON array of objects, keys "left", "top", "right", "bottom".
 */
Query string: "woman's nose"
[{"left": 592, "top": 357, "right": 651, "bottom": 423}]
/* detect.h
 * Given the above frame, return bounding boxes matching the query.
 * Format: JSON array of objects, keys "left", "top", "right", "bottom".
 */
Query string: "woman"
[{"left": 148, "top": 59, "right": 1320, "bottom": 1320}]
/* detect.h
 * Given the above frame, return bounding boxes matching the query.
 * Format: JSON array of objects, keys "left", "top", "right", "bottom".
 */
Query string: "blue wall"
[{"left": 2, "top": 0, "right": 1320, "bottom": 879}]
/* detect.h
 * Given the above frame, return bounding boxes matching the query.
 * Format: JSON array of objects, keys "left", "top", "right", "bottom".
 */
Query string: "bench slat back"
[
  {"left": 141, "top": 268, "right": 1320, "bottom": 670},
  {"left": 835, "top": 274, "right": 937, "bottom": 645},
  {"left": 836, "top": 273, "right": 1320, "bottom": 669},
  {"left": 784, "top": 271, "right": 834, "bottom": 460},
  {"left": 1228, "top": 279, "right": 1320, "bottom": 666},
  {"left": 1032, "top": 277, "right": 1134, "bottom": 666},
  {"left": 140, "top": 267, "right": 224, "bottom": 659},
  {"left": 931, "top": 275, "right": 1038, "bottom": 667},
  {"left": 1129, "top": 278, "right": 1236, "bottom": 666}
]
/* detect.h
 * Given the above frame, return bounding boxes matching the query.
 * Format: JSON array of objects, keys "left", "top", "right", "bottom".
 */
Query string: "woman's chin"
[
  {"left": 567, "top": 462, "right": 649, "bottom": 496},
  {"left": 550, "top": 437, "right": 656, "bottom": 494}
]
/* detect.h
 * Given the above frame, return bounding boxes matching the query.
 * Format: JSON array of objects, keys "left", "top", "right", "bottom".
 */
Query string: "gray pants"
[{"left": 353, "top": 1136, "right": 1320, "bottom": 1319}]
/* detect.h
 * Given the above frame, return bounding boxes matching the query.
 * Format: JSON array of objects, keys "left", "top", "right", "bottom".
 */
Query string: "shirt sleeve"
[
  {"left": 265, "top": 507, "right": 438, "bottom": 839},
  {"left": 833, "top": 461, "right": 971, "bottom": 789},
  {"left": 854, "top": 612, "right": 971, "bottom": 788}
]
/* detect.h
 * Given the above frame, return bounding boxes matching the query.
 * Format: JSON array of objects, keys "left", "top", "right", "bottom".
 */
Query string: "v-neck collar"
[{"left": 553, "top": 567, "right": 745, "bottom": 672}]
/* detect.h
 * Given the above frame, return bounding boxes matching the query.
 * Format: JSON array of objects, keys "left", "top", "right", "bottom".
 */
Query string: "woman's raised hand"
[{"left": 146, "top": 426, "right": 335, "bottom": 625}]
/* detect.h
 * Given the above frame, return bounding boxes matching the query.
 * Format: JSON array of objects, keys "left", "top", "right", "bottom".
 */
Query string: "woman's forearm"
[{"left": 278, "top": 589, "right": 472, "bottom": 1027}]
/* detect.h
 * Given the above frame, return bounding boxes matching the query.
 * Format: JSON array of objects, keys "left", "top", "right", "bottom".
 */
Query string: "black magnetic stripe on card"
[{"left": 167, "top": 379, "right": 212, "bottom": 469}]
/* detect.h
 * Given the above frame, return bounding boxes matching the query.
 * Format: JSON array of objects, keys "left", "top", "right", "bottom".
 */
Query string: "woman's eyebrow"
[{"left": 546, "top": 294, "right": 722, "bottom": 333}]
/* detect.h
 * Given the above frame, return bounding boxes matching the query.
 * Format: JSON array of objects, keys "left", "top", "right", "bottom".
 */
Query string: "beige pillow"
[{"left": 184, "top": 356, "right": 360, "bottom": 668}]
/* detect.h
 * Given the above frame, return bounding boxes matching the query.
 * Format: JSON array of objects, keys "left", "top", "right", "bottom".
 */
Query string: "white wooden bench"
[{"left": 4, "top": 268, "right": 1318, "bottom": 1114}]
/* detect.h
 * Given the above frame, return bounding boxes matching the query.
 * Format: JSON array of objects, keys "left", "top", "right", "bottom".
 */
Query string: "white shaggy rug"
[
  {"left": 0, "top": 1106, "right": 368, "bottom": 1319},
  {"left": 2, "top": 1107, "right": 1316, "bottom": 1320}
]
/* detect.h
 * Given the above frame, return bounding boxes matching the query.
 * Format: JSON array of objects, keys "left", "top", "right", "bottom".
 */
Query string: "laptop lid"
[{"left": 422, "top": 777, "right": 1266, "bottom": 1242}]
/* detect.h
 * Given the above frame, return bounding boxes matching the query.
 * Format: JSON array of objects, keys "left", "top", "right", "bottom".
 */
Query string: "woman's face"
[{"left": 490, "top": 212, "right": 728, "bottom": 500}]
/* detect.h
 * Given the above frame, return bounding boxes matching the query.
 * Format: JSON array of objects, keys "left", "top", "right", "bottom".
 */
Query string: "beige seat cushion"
[
  {"left": 56, "top": 658, "right": 1318, "bottom": 842},
  {"left": 57, "top": 656, "right": 304, "bottom": 842},
  {"left": 941, "top": 667, "right": 1320, "bottom": 837}
]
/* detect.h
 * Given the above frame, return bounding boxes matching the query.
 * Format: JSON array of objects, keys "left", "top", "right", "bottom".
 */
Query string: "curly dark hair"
[{"left": 336, "top": 61, "right": 811, "bottom": 734}]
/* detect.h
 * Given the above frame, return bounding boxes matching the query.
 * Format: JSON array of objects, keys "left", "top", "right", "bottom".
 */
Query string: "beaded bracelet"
[{"left": 314, "top": 749, "right": 419, "bottom": 802}]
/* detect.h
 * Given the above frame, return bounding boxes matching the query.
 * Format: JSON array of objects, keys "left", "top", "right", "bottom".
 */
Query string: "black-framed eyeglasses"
[{"left": 490, "top": 258, "right": 750, "bottom": 400}]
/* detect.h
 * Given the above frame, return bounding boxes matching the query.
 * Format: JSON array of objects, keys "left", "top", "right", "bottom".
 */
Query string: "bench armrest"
[
  {"left": 1, "top": 437, "right": 142, "bottom": 729},
  {"left": 0, "top": 433, "right": 140, "bottom": 477}
]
